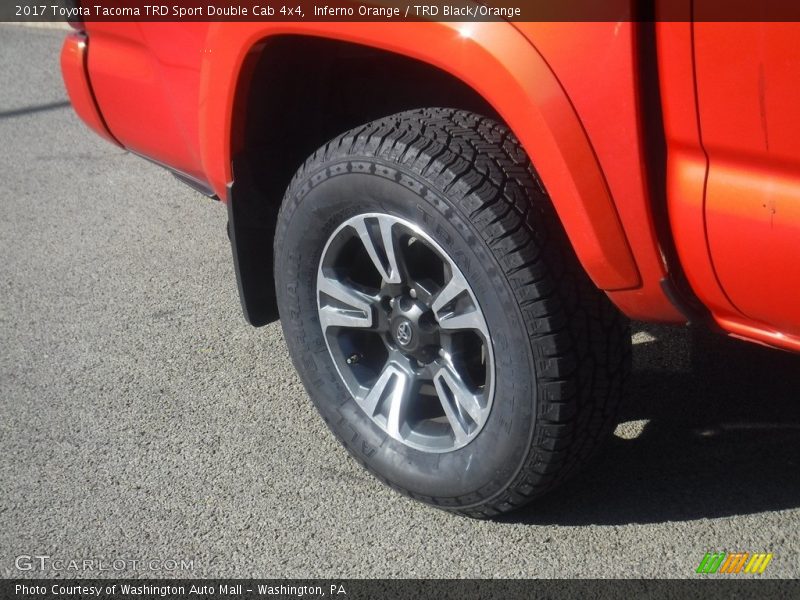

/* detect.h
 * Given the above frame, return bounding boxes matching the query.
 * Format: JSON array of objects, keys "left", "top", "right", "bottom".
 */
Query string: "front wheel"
[{"left": 274, "top": 109, "right": 630, "bottom": 518}]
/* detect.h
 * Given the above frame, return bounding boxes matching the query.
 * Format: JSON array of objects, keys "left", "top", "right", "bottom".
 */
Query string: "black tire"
[{"left": 274, "top": 108, "right": 631, "bottom": 518}]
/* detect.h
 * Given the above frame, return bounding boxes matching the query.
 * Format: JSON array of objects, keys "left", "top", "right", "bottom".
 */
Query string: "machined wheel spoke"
[
  {"left": 433, "top": 363, "right": 484, "bottom": 443},
  {"left": 432, "top": 271, "right": 489, "bottom": 339},
  {"left": 432, "top": 270, "right": 470, "bottom": 313},
  {"left": 437, "top": 310, "right": 488, "bottom": 338},
  {"left": 386, "top": 371, "right": 412, "bottom": 440},
  {"left": 353, "top": 216, "right": 404, "bottom": 284},
  {"left": 317, "top": 275, "right": 375, "bottom": 330},
  {"left": 359, "top": 363, "right": 411, "bottom": 439}
]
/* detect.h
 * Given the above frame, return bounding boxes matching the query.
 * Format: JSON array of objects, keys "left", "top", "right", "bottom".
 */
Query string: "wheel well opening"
[
  {"left": 228, "top": 35, "right": 501, "bottom": 326},
  {"left": 234, "top": 34, "right": 500, "bottom": 206}
]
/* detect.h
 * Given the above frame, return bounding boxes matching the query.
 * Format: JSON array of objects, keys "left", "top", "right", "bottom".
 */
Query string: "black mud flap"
[{"left": 227, "top": 160, "right": 280, "bottom": 326}]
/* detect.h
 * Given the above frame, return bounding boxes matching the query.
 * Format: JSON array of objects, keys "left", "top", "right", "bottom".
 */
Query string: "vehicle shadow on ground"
[
  {"left": 0, "top": 100, "right": 70, "bottom": 119},
  {"left": 506, "top": 323, "right": 800, "bottom": 526}
]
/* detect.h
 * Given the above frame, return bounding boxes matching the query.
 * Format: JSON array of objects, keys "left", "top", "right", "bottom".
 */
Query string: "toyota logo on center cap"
[{"left": 395, "top": 320, "right": 413, "bottom": 346}]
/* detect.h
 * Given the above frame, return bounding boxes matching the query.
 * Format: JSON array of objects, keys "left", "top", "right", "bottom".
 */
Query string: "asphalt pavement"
[{"left": 2, "top": 25, "right": 800, "bottom": 579}]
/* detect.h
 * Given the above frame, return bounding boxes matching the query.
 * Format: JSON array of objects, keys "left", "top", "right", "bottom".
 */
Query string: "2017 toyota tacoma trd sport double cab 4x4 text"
[{"left": 60, "top": 11, "right": 800, "bottom": 518}]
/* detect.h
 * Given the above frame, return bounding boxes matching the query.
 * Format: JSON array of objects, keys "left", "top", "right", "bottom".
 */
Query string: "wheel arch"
[{"left": 199, "top": 23, "right": 641, "bottom": 324}]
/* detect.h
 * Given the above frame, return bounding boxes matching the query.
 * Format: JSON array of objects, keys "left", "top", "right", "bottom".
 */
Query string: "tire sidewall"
[{"left": 275, "top": 158, "right": 537, "bottom": 504}]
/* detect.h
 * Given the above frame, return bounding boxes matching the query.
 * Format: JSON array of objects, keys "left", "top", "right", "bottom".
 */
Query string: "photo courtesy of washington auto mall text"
[{"left": 15, "top": 582, "right": 349, "bottom": 598}]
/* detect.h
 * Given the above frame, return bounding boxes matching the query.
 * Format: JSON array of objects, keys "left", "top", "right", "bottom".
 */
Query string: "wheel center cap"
[
  {"left": 389, "top": 296, "right": 439, "bottom": 360},
  {"left": 394, "top": 319, "right": 414, "bottom": 346}
]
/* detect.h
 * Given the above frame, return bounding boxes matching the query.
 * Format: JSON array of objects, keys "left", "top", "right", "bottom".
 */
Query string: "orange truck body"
[{"left": 61, "top": 14, "right": 800, "bottom": 352}]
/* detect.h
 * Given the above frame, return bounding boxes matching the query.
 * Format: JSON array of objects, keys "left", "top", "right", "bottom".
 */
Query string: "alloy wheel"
[{"left": 316, "top": 213, "right": 495, "bottom": 452}]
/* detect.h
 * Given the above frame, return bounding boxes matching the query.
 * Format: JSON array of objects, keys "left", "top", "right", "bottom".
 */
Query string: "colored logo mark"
[{"left": 696, "top": 552, "right": 773, "bottom": 574}]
